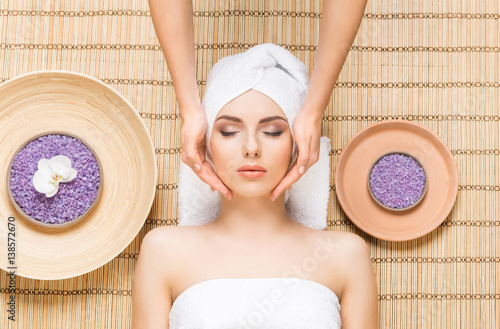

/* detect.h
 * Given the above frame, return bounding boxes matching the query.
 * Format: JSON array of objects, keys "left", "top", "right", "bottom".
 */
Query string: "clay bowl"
[{"left": 367, "top": 151, "right": 428, "bottom": 212}]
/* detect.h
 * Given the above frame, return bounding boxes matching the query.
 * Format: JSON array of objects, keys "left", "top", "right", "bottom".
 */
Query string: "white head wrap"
[{"left": 178, "top": 43, "right": 331, "bottom": 230}]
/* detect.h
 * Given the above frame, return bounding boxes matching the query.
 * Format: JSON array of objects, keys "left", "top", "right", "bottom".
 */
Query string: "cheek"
[
  {"left": 276, "top": 144, "right": 292, "bottom": 162},
  {"left": 210, "top": 136, "right": 226, "bottom": 168},
  {"left": 267, "top": 137, "right": 293, "bottom": 170},
  {"left": 210, "top": 136, "right": 239, "bottom": 176}
]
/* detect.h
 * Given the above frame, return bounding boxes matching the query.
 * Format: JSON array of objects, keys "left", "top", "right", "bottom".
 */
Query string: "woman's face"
[{"left": 210, "top": 89, "right": 293, "bottom": 198}]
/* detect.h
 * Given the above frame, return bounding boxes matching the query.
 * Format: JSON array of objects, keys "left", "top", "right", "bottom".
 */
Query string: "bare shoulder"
[
  {"left": 319, "top": 232, "right": 378, "bottom": 327},
  {"left": 331, "top": 230, "right": 370, "bottom": 257},
  {"left": 141, "top": 225, "right": 200, "bottom": 251},
  {"left": 136, "top": 226, "right": 201, "bottom": 293},
  {"left": 313, "top": 230, "right": 371, "bottom": 260},
  {"left": 314, "top": 230, "right": 373, "bottom": 295},
  {"left": 330, "top": 231, "right": 371, "bottom": 270},
  {"left": 139, "top": 225, "right": 207, "bottom": 267},
  {"left": 135, "top": 226, "right": 176, "bottom": 274},
  {"left": 141, "top": 225, "right": 181, "bottom": 249},
  {"left": 132, "top": 226, "right": 196, "bottom": 328}
]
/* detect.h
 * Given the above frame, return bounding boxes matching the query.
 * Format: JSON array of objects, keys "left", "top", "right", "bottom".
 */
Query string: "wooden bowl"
[
  {"left": 6, "top": 131, "right": 104, "bottom": 230},
  {"left": 0, "top": 71, "right": 157, "bottom": 279}
]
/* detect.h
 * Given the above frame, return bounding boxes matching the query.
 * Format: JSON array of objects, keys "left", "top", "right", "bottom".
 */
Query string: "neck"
[{"left": 211, "top": 192, "right": 296, "bottom": 238}]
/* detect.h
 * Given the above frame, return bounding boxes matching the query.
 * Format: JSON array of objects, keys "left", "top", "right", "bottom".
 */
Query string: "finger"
[
  {"left": 188, "top": 150, "right": 205, "bottom": 171},
  {"left": 308, "top": 135, "right": 321, "bottom": 165},
  {"left": 181, "top": 153, "right": 203, "bottom": 173},
  {"left": 182, "top": 138, "right": 206, "bottom": 172},
  {"left": 199, "top": 162, "right": 233, "bottom": 200},
  {"left": 295, "top": 137, "right": 312, "bottom": 175},
  {"left": 269, "top": 166, "right": 302, "bottom": 201},
  {"left": 181, "top": 144, "right": 233, "bottom": 200}
]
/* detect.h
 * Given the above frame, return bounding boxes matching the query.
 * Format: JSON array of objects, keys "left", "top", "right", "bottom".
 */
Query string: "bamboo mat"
[{"left": 0, "top": 0, "right": 499, "bottom": 328}]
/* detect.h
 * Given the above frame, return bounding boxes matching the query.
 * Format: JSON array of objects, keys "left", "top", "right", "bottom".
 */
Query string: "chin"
[
  {"left": 233, "top": 190, "right": 270, "bottom": 198},
  {"left": 226, "top": 185, "right": 270, "bottom": 198},
  {"left": 224, "top": 178, "right": 277, "bottom": 199}
]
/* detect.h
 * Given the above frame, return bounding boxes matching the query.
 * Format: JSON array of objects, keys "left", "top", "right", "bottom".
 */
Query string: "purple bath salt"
[
  {"left": 9, "top": 134, "right": 100, "bottom": 224},
  {"left": 369, "top": 153, "right": 426, "bottom": 209}
]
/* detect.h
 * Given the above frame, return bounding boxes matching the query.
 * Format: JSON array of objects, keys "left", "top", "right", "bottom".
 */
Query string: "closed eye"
[
  {"left": 220, "top": 131, "right": 283, "bottom": 137},
  {"left": 265, "top": 131, "right": 283, "bottom": 137}
]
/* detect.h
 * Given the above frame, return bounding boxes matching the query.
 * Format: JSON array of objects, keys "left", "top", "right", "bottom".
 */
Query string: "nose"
[{"left": 242, "top": 138, "right": 261, "bottom": 158}]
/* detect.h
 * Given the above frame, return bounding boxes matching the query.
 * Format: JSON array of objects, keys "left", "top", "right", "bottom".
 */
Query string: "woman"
[
  {"left": 132, "top": 44, "right": 378, "bottom": 328},
  {"left": 147, "top": 0, "right": 368, "bottom": 202}
]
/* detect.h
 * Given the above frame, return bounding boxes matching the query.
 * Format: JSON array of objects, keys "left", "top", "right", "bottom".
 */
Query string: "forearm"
[
  {"left": 148, "top": 0, "right": 201, "bottom": 112},
  {"left": 302, "top": 0, "right": 367, "bottom": 118}
]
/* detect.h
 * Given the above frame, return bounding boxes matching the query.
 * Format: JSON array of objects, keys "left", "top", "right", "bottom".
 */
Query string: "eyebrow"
[{"left": 215, "top": 115, "right": 288, "bottom": 124}]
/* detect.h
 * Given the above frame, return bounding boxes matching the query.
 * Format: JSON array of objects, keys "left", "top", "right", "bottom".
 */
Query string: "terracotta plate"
[
  {"left": 334, "top": 120, "right": 458, "bottom": 241},
  {"left": 0, "top": 71, "right": 157, "bottom": 279}
]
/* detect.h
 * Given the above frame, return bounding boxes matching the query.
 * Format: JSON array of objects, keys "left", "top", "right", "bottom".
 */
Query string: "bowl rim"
[
  {"left": 367, "top": 151, "right": 428, "bottom": 212},
  {"left": 6, "top": 131, "right": 103, "bottom": 231}
]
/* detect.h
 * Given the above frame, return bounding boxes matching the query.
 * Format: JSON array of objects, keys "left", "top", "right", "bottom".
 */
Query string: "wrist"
[
  {"left": 173, "top": 78, "right": 202, "bottom": 110},
  {"left": 177, "top": 93, "right": 201, "bottom": 108},
  {"left": 178, "top": 100, "right": 204, "bottom": 121},
  {"left": 300, "top": 102, "right": 325, "bottom": 123}
]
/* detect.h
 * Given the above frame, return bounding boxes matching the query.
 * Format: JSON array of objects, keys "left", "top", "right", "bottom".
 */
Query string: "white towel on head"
[
  {"left": 177, "top": 43, "right": 331, "bottom": 230},
  {"left": 203, "top": 43, "right": 310, "bottom": 160}
]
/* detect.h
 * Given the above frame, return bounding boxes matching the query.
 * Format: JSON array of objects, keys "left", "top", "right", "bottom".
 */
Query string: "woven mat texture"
[{"left": 0, "top": 0, "right": 499, "bottom": 328}]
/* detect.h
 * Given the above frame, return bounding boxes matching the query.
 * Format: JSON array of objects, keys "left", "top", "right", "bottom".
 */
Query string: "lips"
[
  {"left": 237, "top": 164, "right": 267, "bottom": 172},
  {"left": 237, "top": 164, "right": 267, "bottom": 178}
]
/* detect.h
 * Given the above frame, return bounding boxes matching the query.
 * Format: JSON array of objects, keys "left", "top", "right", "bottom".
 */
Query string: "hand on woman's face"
[{"left": 210, "top": 89, "right": 293, "bottom": 198}]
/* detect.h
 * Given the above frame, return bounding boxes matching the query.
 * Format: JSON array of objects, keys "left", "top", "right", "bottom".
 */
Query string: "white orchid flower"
[{"left": 32, "top": 155, "right": 78, "bottom": 197}]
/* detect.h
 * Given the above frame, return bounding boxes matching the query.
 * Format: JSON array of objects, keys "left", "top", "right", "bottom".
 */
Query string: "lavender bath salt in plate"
[
  {"left": 0, "top": 71, "right": 156, "bottom": 280},
  {"left": 368, "top": 152, "right": 428, "bottom": 211},
  {"left": 7, "top": 133, "right": 102, "bottom": 228},
  {"left": 334, "top": 120, "right": 458, "bottom": 241}
]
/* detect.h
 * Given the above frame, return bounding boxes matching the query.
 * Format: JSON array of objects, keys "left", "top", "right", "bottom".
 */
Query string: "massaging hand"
[
  {"left": 180, "top": 104, "right": 233, "bottom": 200},
  {"left": 270, "top": 109, "right": 323, "bottom": 201}
]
